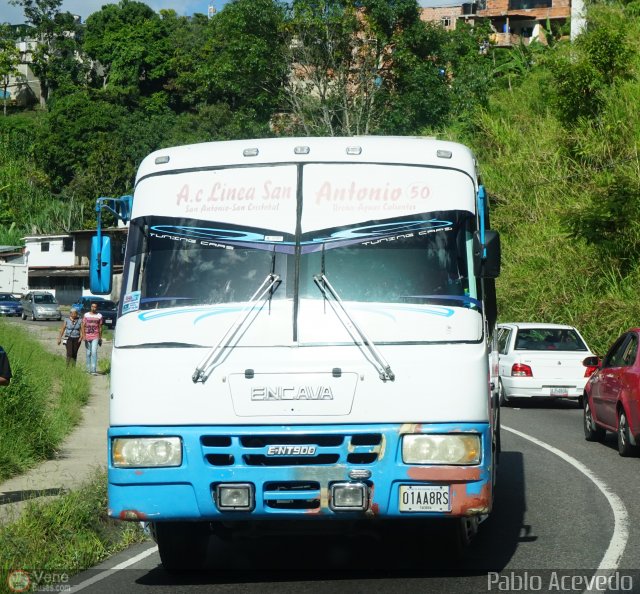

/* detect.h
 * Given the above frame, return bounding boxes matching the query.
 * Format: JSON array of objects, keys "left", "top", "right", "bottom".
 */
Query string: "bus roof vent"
[
  {"left": 243, "top": 148, "right": 259, "bottom": 157},
  {"left": 346, "top": 146, "right": 362, "bottom": 155},
  {"left": 437, "top": 149, "right": 452, "bottom": 159},
  {"left": 154, "top": 155, "right": 170, "bottom": 164}
]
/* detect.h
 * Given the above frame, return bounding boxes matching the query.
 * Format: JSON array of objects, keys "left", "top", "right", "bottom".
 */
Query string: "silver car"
[{"left": 21, "top": 291, "right": 62, "bottom": 321}]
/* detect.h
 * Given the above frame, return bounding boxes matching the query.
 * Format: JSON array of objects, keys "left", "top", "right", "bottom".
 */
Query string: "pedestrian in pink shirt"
[{"left": 81, "top": 301, "right": 103, "bottom": 375}]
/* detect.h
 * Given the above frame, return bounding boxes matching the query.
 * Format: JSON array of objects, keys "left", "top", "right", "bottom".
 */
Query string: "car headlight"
[
  {"left": 402, "top": 434, "right": 481, "bottom": 465},
  {"left": 112, "top": 437, "right": 182, "bottom": 467}
]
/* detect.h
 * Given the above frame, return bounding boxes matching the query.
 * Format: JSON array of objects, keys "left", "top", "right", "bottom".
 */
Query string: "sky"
[
  {"left": 0, "top": 1, "right": 230, "bottom": 25},
  {"left": 1, "top": 0, "right": 443, "bottom": 26}
]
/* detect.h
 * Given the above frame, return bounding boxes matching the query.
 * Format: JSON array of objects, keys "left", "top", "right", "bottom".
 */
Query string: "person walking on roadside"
[
  {"left": 0, "top": 345, "right": 11, "bottom": 385},
  {"left": 81, "top": 301, "right": 103, "bottom": 375},
  {"left": 57, "top": 307, "right": 82, "bottom": 367}
]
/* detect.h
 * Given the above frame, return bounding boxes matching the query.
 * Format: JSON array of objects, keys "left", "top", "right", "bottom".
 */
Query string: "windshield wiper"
[
  {"left": 191, "top": 273, "right": 281, "bottom": 384},
  {"left": 313, "top": 273, "right": 395, "bottom": 382}
]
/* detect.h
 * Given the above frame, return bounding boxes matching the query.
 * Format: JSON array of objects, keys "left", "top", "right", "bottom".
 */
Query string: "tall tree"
[
  {"left": 84, "top": 0, "right": 173, "bottom": 102},
  {"left": 165, "top": 12, "right": 212, "bottom": 111},
  {"left": 0, "top": 25, "right": 22, "bottom": 116},
  {"left": 187, "top": 0, "right": 288, "bottom": 120},
  {"left": 281, "top": 0, "right": 457, "bottom": 135},
  {"left": 9, "top": 0, "right": 84, "bottom": 105},
  {"left": 282, "top": 0, "right": 384, "bottom": 135}
]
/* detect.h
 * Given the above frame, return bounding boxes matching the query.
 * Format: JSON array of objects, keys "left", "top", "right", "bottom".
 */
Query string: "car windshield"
[
  {"left": 34, "top": 294, "right": 56, "bottom": 304},
  {"left": 98, "top": 301, "right": 117, "bottom": 309},
  {"left": 0, "top": 294, "right": 15, "bottom": 302},
  {"left": 514, "top": 328, "right": 588, "bottom": 351}
]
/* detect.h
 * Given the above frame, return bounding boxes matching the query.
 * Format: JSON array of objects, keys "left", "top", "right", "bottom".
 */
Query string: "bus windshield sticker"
[{"left": 122, "top": 291, "right": 141, "bottom": 313}]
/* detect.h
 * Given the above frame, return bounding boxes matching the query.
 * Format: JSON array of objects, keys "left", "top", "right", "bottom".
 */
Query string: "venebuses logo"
[
  {"left": 7, "top": 569, "right": 70, "bottom": 592},
  {"left": 7, "top": 570, "right": 30, "bottom": 593}
]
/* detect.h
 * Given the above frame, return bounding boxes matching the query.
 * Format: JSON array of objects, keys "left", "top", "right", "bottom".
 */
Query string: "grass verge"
[
  {"left": 0, "top": 320, "right": 90, "bottom": 482},
  {"left": 0, "top": 469, "right": 147, "bottom": 593}
]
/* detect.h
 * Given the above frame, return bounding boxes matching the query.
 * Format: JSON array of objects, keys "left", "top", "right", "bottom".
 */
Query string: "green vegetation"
[
  {"left": 1, "top": 0, "right": 494, "bottom": 225},
  {"left": 0, "top": 322, "right": 134, "bottom": 592},
  {"left": 0, "top": 469, "right": 146, "bottom": 593},
  {"left": 0, "top": 0, "right": 639, "bottom": 582},
  {"left": 460, "top": 5, "right": 640, "bottom": 354},
  {"left": 1, "top": 1, "right": 637, "bottom": 348},
  {"left": 0, "top": 320, "right": 90, "bottom": 481}
]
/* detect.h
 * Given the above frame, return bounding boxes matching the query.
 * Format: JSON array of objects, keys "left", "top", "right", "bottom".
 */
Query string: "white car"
[{"left": 497, "top": 323, "right": 595, "bottom": 406}]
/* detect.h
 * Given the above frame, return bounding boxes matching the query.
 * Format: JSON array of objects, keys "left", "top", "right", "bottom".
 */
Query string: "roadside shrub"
[
  {"left": 0, "top": 469, "right": 146, "bottom": 590},
  {"left": 0, "top": 321, "right": 90, "bottom": 481}
]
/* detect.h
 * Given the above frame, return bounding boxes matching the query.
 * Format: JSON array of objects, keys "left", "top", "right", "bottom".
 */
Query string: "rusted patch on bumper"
[
  {"left": 118, "top": 509, "right": 148, "bottom": 521},
  {"left": 406, "top": 466, "right": 482, "bottom": 482},
  {"left": 449, "top": 481, "right": 492, "bottom": 516}
]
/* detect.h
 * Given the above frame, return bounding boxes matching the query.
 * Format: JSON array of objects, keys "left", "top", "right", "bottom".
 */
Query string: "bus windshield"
[{"left": 123, "top": 210, "right": 477, "bottom": 311}]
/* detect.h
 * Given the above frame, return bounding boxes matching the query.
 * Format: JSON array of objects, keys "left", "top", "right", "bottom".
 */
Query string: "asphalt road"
[{"left": 60, "top": 400, "right": 640, "bottom": 594}]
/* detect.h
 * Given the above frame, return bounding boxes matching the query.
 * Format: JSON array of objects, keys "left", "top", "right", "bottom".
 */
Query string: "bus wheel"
[
  {"left": 447, "top": 516, "right": 479, "bottom": 559},
  {"left": 153, "top": 521, "right": 210, "bottom": 572}
]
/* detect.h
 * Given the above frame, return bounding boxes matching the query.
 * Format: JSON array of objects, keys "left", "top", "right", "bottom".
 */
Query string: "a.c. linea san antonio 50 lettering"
[{"left": 175, "top": 180, "right": 432, "bottom": 205}]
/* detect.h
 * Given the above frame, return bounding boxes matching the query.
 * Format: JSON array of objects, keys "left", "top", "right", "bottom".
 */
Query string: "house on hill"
[{"left": 419, "top": 0, "right": 571, "bottom": 46}]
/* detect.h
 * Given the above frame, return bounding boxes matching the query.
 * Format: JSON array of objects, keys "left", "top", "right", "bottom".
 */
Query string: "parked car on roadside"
[
  {"left": 72, "top": 296, "right": 118, "bottom": 329},
  {"left": 497, "top": 323, "right": 595, "bottom": 407},
  {"left": 583, "top": 328, "right": 640, "bottom": 457},
  {"left": 20, "top": 291, "right": 62, "bottom": 321},
  {"left": 0, "top": 292, "right": 23, "bottom": 317}
]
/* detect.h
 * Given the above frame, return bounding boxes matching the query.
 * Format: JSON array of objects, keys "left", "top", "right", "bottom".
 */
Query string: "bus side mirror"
[
  {"left": 473, "top": 230, "right": 501, "bottom": 279},
  {"left": 90, "top": 235, "right": 113, "bottom": 295}
]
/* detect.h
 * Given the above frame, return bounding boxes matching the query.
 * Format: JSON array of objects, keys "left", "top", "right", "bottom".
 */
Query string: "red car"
[{"left": 583, "top": 328, "right": 640, "bottom": 456}]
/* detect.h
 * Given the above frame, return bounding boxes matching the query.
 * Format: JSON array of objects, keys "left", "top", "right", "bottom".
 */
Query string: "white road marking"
[
  {"left": 503, "top": 425, "right": 629, "bottom": 591},
  {"left": 68, "top": 544, "right": 158, "bottom": 592}
]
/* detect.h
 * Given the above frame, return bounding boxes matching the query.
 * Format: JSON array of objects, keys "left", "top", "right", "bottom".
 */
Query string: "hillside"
[
  {"left": 458, "top": 5, "right": 640, "bottom": 353},
  {"left": 1, "top": 2, "right": 639, "bottom": 352}
]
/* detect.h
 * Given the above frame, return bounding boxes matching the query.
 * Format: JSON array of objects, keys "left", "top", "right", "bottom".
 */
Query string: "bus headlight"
[
  {"left": 112, "top": 437, "right": 182, "bottom": 467},
  {"left": 402, "top": 434, "right": 481, "bottom": 465}
]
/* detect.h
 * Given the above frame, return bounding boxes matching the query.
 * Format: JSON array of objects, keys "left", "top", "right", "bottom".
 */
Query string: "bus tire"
[
  {"left": 446, "top": 516, "right": 479, "bottom": 559},
  {"left": 154, "top": 521, "right": 210, "bottom": 572}
]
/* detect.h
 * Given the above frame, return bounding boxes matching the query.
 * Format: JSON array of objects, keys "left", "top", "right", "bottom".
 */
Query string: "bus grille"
[
  {"left": 263, "top": 481, "right": 321, "bottom": 510},
  {"left": 201, "top": 432, "right": 383, "bottom": 467}
]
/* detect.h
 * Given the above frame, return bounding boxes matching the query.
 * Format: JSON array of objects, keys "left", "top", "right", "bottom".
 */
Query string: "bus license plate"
[
  {"left": 399, "top": 485, "right": 450, "bottom": 512},
  {"left": 550, "top": 387, "right": 568, "bottom": 397}
]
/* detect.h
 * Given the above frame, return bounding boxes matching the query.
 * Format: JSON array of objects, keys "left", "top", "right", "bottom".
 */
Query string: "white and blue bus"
[{"left": 94, "top": 136, "right": 501, "bottom": 570}]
